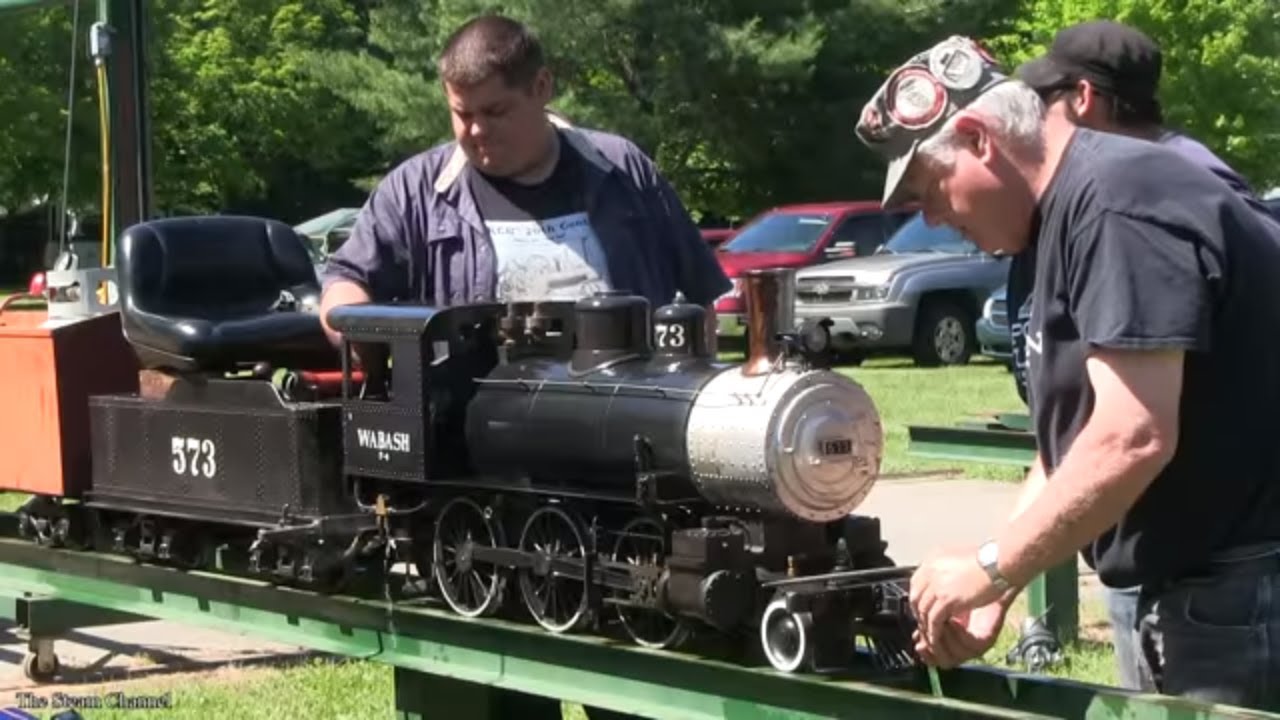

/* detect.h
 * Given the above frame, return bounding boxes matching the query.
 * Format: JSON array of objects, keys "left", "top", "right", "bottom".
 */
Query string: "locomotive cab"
[{"left": 82, "top": 216, "right": 350, "bottom": 575}]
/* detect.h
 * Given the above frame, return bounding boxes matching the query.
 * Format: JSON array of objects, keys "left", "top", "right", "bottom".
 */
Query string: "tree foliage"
[
  {"left": 989, "top": 0, "right": 1280, "bottom": 191},
  {"left": 0, "top": 0, "right": 1275, "bottom": 231}
]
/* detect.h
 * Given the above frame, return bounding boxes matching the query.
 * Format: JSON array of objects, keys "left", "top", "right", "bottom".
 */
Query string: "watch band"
[{"left": 977, "top": 540, "right": 1011, "bottom": 591}]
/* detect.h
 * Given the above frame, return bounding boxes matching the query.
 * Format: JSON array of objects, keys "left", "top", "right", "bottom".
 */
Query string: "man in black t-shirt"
[
  {"left": 855, "top": 36, "right": 1280, "bottom": 711},
  {"left": 1013, "top": 20, "right": 1275, "bottom": 692}
]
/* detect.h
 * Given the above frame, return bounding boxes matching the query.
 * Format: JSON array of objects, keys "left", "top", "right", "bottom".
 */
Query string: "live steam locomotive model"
[{"left": 0, "top": 215, "right": 917, "bottom": 676}]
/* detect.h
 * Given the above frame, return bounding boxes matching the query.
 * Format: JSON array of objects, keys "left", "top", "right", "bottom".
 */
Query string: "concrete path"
[
  {"left": 0, "top": 621, "right": 315, "bottom": 706},
  {"left": 0, "top": 474, "right": 1093, "bottom": 702},
  {"left": 858, "top": 475, "right": 1095, "bottom": 576}
]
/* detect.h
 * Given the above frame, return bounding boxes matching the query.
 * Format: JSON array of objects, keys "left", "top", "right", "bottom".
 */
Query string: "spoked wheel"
[
  {"left": 517, "top": 505, "right": 590, "bottom": 633},
  {"left": 432, "top": 497, "right": 507, "bottom": 618},
  {"left": 610, "top": 516, "right": 690, "bottom": 650},
  {"left": 760, "top": 596, "right": 815, "bottom": 673}
]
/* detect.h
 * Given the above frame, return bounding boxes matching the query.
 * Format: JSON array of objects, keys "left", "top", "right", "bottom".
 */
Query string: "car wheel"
[{"left": 912, "top": 300, "right": 975, "bottom": 367}]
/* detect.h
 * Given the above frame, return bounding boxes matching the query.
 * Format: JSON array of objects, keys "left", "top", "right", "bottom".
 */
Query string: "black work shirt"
[{"left": 1007, "top": 128, "right": 1280, "bottom": 589}]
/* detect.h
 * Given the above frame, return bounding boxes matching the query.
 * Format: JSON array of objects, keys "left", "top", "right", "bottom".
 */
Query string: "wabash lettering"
[{"left": 356, "top": 428, "right": 411, "bottom": 453}]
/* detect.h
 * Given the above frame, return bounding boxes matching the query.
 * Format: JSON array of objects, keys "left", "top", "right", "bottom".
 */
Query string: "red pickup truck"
[{"left": 712, "top": 201, "right": 915, "bottom": 340}]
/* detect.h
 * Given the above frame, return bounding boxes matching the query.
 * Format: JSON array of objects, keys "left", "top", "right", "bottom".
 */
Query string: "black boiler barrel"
[{"left": 464, "top": 356, "right": 719, "bottom": 490}]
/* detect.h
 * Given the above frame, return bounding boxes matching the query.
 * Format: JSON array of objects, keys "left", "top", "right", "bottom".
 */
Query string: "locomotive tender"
[{"left": 1, "top": 215, "right": 917, "bottom": 675}]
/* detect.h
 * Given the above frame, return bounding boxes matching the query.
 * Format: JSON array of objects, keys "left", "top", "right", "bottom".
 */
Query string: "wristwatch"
[{"left": 977, "top": 540, "right": 1011, "bottom": 592}]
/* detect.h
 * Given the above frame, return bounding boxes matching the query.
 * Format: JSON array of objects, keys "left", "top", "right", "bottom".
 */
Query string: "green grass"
[
  {"left": 9, "top": 657, "right": 395, "bottom": 719},
  {"left": 837, "top": 355, "right": 1025, "bottom": 481}
]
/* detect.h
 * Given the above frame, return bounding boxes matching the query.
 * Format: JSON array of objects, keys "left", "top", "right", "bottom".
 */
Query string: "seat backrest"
[{"left": 117, "top": 215, "right": 319, "bottom": 321}]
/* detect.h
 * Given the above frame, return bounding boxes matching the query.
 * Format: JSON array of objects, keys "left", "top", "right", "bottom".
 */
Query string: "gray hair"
[{"left": 917, "top": 80, "right": 1047, "bottom": 167}]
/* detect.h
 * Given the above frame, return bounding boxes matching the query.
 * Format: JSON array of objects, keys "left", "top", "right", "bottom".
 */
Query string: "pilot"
[
  {"left": 317, "top": 14, "right": 730, "bottom": 356},
  {"left": 854, "top": 36, "right": 1280, "bottom": 712}
]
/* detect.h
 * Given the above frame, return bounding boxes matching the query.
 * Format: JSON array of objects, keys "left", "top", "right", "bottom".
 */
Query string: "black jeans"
[{"left": 1134, "top": 548, "right": 1280, "bottom": 712}]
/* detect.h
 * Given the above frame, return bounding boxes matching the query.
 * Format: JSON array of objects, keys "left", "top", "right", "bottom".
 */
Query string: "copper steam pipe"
[{"left": 741, "top": 267, "right": 796, "bottom": 376}]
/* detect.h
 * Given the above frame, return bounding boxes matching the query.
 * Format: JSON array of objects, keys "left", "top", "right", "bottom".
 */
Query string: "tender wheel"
[
  {"left": 23, "top": 651, "right": 59, "bottom": 683},
  {"left": 761, "top": 597, "right": 814, "bottom": 673},
  {"left": 432, "top": 497, "right": 507, "bottom": 618},
  {"left": 610, "top": 516, "right": 689, "bottom": 650},
  {"left": 517, "top": 505, "right": 590, "bottom": 633}
]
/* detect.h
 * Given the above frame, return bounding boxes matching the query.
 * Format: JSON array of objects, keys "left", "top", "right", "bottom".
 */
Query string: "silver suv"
[{"left": 793, "top": 213, "right": 1008, "bottom": 366}]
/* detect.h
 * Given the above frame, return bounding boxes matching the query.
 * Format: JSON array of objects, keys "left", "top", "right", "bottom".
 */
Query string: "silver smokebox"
[{"left": 685, "top": 268, "right": 884, "bottom": 523}]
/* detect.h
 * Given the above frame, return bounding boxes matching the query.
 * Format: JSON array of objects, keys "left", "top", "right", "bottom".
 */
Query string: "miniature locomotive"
[{"left": 0, "top": 215, "right": 916, "bottom": 675}]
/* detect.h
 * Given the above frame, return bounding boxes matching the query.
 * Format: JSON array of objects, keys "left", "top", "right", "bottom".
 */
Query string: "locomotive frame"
[{"left": 3, "top": 214, "right": 919, "bottom": 678}]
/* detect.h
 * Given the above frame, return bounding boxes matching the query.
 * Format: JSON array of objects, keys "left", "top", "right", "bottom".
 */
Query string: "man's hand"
[
  {"left": 909, "top": 546, "right": 1008, "bottom": 661},
  {"left": 319, "top": 279, "right": 372, "bottom": 348},
  {"left": 913, "top": 600, "right": 1008, "bottom": 669}
]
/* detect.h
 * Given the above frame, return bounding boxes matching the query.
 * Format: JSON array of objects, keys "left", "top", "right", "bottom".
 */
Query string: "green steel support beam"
[
  {"left": 907, "top": 424, "right": 1038, "bottom": 468},
  {"left": 0, "top": 538, "right": 1274, "bottom": 720},
  {"left": 0, "top": 592, "right": 142, "bottom": 636}
]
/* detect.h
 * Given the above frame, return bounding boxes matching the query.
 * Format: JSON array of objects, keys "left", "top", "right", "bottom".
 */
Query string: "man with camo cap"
[{"left": 857, "top": 35, "right": 1280, "bottom": 711}]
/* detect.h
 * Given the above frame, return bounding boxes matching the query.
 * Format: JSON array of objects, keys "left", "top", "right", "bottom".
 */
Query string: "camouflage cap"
[{"left": 856, "top": 36, "right": 1010, "bottom": 208}]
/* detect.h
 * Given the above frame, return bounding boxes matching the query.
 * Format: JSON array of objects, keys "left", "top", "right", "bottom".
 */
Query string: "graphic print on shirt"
[
  {"left": 484, "top": 213, "right": 612, "bottom": 300},
  {"left": 467, "top": 132, "right": 613, "bottom": 303},
  {"left": 1009, "top": 291, "right": 1035, "bottom": 405}
]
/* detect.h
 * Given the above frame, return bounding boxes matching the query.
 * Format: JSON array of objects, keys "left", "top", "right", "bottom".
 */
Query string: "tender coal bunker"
[{"left": 570, "top": 290, "right": 652, "bottom": 374}]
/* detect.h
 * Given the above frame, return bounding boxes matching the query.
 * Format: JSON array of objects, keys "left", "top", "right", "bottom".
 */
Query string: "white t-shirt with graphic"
[{"left": 468, "top": 134, "right": 613, "bottom": 302}]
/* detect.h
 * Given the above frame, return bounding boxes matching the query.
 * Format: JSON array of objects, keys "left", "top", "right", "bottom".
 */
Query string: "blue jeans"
[
  {"left": 1104, "top": 584, "right": 1152, "bottom": 690},
  {"left": 1126, "top": 548, "right": 1280, "bottom": 712}
]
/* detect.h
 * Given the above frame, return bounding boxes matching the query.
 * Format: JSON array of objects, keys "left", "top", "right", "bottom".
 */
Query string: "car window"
[
  {"left": 719, "top": 212, "right": 832, "bottom": 253},
  {"left": 825, "top": 214, "right": 896, "bottom": 258},
  {"left": 1265, "top": 197, "right": 1280, "bottom": 222},
  {"left": 881, "top": 213, "right": 979, "bottom": 255}
]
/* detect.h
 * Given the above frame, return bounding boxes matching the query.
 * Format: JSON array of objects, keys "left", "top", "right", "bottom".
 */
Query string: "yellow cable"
[{"left": 96, "top": 61, "right": 111, "bottom": 267}]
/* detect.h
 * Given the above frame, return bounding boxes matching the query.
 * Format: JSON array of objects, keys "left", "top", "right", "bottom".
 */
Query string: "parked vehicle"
[
  {"left": 793, "top": 213, "right": 1008, "bottom": 366},
  {"left": 294, "top": 207, "right": 359, "bottom": 265},
  {"left": 976, "top": 285, "right": 1013, "bottom": 367},
  {"left": 1265, "top": 195, "right": 1280, "bottom": 221},
  {"left": 712, "top": 201, "right": 914, "bottom": 339},
  {"left": 700, "top": 227, "right": 736, "bottom": 247}
]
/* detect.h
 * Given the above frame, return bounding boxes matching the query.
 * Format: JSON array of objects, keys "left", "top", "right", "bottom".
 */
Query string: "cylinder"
[{"left": 741, "top": 268, "right": 796, "bottom": 376}]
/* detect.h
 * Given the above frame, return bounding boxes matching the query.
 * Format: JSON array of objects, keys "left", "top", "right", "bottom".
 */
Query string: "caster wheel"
[
  {"left": 760, "top": 596, "right": 814, "bottom": 674},
  {"left": 23, "top": 651, "right": 59, "bottom": 683}
]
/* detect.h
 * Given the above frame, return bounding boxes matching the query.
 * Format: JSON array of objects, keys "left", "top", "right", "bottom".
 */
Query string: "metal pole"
[{"left": 100, "top": 0, "right": 152, "bottom": 250}]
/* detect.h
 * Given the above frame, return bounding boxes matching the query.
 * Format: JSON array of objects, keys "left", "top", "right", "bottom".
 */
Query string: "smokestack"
[{"left": 741, "top": 267, "right": 796, "bottom": 376}]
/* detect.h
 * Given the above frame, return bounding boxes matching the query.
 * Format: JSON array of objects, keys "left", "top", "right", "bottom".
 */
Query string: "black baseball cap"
[{"left": 1016, "top": 20, "right": 1162, "bottom": 114}]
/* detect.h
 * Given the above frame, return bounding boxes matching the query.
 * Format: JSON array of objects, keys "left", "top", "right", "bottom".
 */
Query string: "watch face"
[{"left": 978, "top": 541, "right": 997, "bottom": 566}]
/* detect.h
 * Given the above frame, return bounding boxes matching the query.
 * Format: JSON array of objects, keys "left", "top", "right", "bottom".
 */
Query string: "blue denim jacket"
[{"left": 321, "top": 116, "right": 731, "bottom": 310}]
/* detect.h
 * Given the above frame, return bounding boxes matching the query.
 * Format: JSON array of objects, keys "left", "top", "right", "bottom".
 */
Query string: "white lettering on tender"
[{"left": 171, "top": 436, "right": 217, "bottom": 478}]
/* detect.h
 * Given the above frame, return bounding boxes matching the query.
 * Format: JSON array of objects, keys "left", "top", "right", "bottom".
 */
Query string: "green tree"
[
  {"left": 307, "top": 0, "right": 1019, "bottom": 220},
  {"left": 0, "top": 1, "right": 102, "bottom": 215},
  {"left": 989, "top": 0, "right": 1280, "bottom": 191}
]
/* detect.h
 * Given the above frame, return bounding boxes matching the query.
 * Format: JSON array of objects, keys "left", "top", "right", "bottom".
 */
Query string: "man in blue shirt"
[
  {"left": 1014, "top": 20, "right": 1269, "bottom": 692},
  {"left": 319, "top": 15, "right": 730, "bottom": 349}
]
